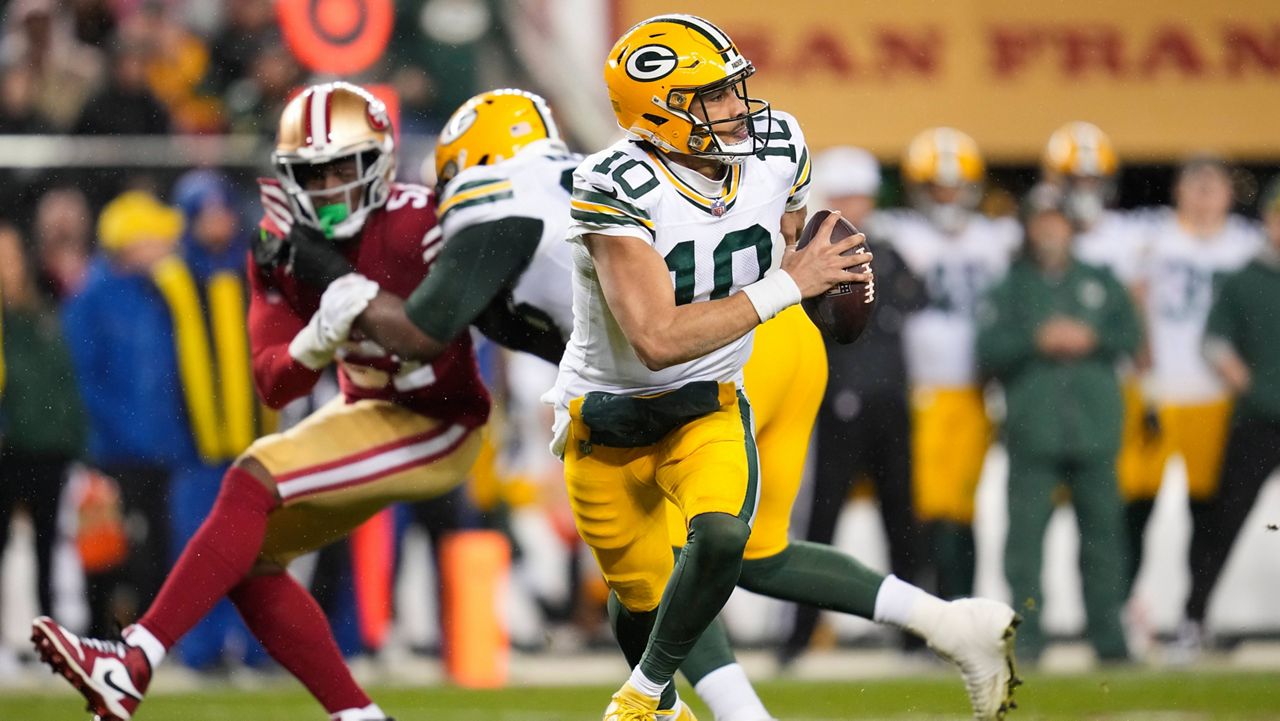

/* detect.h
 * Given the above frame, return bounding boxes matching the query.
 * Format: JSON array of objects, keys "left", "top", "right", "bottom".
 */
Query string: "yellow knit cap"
[{"left": 98, "top": 191, "right": 184, "bottom": 252}]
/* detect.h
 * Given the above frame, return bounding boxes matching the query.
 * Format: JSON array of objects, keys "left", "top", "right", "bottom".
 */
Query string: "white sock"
[
  {"left": 873, "top": 574, "right": 947, "bottom": 638},
  {"left": 693, "top": 663, "right": 773, "bottom": 721},
  {"left": 330, "top": 703, "right": 386, "bottom": 721},
  {"left": 122, "top": 623, "right": 167, "bottom": 670},
  {"left": 628, "top": 666, "right": 666, "bottom": 699}
]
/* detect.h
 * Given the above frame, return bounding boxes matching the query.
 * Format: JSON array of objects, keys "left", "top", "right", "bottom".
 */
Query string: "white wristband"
[{"left": 741, "top": 269, "right": 802, "bottom": 322}]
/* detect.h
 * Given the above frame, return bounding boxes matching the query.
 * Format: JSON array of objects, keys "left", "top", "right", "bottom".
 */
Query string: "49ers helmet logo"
[{"left": 625, "top": 44, "right": 678, "bottom": 82}]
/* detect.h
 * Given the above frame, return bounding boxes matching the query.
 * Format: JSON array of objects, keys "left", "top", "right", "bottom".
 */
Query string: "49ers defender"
[{"left": 31, "top": 82, "right": 489, "bottom": 721}]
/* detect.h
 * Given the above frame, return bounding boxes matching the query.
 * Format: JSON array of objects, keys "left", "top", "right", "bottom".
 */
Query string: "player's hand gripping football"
[{"left": 781, "top": 210, "right": 872, "bottom": 298}]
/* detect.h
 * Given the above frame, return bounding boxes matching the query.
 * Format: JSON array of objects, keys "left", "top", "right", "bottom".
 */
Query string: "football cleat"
[
  {"left": 604, "top": 680, "right": 661, "bottom": 721},
  {"left": 924, "top": 599, "right": 1022, "bottom": 720},
  {"left": 656, "top": 698, "right": 698, "bottom": 720},
  {"left": 31, "top": 616, "right": 152, "bottom": 721}
]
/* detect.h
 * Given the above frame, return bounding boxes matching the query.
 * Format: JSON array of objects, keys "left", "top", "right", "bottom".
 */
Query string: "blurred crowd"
[{"left": 2, "top": 0, "right": 1280, "bottom": 685}]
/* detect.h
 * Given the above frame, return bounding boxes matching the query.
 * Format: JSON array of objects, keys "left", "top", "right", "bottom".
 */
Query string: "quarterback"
[
  {"left": 548, "top": 15, "right": 1019, "bottom": 721},
  {"left": 31, "top": 82, "right": 489, "bottom": 721}
]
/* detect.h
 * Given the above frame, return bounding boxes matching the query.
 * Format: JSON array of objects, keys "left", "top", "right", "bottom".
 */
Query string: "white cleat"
[{"left": 924, "top": 599, "right": 1022, "bottom": 720}]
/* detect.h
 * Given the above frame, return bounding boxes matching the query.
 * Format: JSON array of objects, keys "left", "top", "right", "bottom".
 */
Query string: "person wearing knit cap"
[{"left": 62, "top": 190, "right": 188, "bottom": 637}]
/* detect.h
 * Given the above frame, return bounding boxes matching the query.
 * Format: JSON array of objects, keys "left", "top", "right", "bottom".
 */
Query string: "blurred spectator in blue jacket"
[{"left": 63, "top": 190, "right": 188, "bottom": 635}]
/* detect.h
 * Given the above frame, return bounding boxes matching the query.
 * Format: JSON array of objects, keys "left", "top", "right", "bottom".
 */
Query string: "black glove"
[
  {"left": 251, "top": 227, "right": 291, "bottom": 273},
  {"left": 1141, "top": 405, "right": 1162, "bottom": 441},
  {"left": 287, "top": 223, "right": 356, "bottom": 289}
]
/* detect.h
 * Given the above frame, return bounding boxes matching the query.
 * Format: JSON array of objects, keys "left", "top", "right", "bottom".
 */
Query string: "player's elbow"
[
  {"left": 631, "top": 334, "right": 681, "bottom": 371},
  {"left": 255, "top": 377, "right": 299, "bottom": 410}
]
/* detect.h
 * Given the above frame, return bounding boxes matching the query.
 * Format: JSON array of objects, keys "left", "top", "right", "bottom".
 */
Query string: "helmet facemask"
[
  {"left": 911, "top": 182, "right": 982, "bottom": 235},
  {"left": 650, "top": 67, "right": 768, "bottom": 163},
  {"left": 665, "top": 69, "right": 770, "bottom": 164},
  {"left": 1060, "top": 175, "right": 1117, "bottom": 230},
  {"left": 274, "top": 142, "right": 394, "bottom": 240}
]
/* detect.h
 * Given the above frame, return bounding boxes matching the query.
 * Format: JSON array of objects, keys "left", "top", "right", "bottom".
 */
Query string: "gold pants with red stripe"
[{"left": 245, "top": 397, "right": 483, "bottom": 566}]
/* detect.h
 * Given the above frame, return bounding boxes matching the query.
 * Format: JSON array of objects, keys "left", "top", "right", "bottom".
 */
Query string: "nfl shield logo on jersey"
[{"left": 711, "top": 198, "right": 726, "bottom": 217}]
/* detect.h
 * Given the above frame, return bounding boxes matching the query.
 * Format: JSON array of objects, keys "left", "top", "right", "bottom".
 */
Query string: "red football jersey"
[{"left": 248, "top": 182, "right": 490, "bottom": 430}]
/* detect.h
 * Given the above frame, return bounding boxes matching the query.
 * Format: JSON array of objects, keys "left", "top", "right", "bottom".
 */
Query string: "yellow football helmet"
[
  {"left": 1043, "top": 122, "right": 1118, "bottom": 227},
  {"left": 273, "top": 81, "right": 396, "bottom": 239},
  {"left": 903, "top": 127, "right": 984, "bottom": 232},
  {"left": 1043, "top": 121, "right": 1117, "bottom": 180},
  {"left": 434, "top": 89, "right": 563, "bottom": 189},
  {"left": 604, "top": 14, "right": 768, "bottom": 163}
]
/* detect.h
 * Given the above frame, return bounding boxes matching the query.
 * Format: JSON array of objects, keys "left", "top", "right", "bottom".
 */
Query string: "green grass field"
[{"left": 5, "top": 669, "right": 1280, "bottom": 721}]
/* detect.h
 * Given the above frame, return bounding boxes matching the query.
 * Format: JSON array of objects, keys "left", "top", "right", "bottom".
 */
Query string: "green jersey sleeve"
[{"left": 404, "top": 217, "right": 543, "bottom": 343}]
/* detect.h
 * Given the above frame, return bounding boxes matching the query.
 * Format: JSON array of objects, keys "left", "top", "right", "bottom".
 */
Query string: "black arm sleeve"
[{"left": 404, "top": 216, "right": 544, "bottom": 343}]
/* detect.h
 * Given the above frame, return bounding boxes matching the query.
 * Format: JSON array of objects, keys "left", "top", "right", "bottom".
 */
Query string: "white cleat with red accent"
[{"left": 31, "top": 616, "right": 152, "bottom": 721}]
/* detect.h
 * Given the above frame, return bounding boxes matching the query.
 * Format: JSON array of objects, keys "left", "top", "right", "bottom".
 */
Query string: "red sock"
[
  {"left": 138, "top": 466, "right": 277, "bottom": 648},
  {"left": 230, "top": 572, "right": 372, "bottom": 713}
]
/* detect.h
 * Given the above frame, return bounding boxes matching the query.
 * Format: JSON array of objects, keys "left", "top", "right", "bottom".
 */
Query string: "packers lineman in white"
[
  {"left": 1128, "top": 156, "right": 1262, "bottom": 628},
  {"left": 549, "top": 15, "right": 1020, "bottom": 721},
  {"left": 878, "top": 127, "right": 1021, "bottom": 600}
]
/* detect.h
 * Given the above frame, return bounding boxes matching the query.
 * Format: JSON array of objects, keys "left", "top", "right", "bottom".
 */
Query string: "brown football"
[{"left": 795, "top": 209, "right": 876, "bottom": 344}]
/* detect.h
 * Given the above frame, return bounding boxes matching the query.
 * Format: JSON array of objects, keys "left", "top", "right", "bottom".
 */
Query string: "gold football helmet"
[
  {"left": 1043, "top": 121, "right": 1118, "bottom": 227},
  {"left": 1043, "top": 121, "right": 1117, "bottom": 180},
  {"left": 434, "top": 89, "right": 563, "bottom": 189},
  {"left": 604, "top": 14, "right": 768, "bottom": 163},
  {"left": 273, "top": 81, "right": 396, "bottom": 239},
  {"left": 903, "top": 127, "right": 984, "bottom": 233}
]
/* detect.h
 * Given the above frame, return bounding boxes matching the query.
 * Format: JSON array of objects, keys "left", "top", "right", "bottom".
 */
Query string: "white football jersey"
[
  {"left": 877, "top": 209, "right": 1021, "bottom": 387},
  {"left": 549, "top": 110, "right": 812, "bottom": 405},
  {"left": 1141, "top": 211, "right": 1263, "bottom": 403},
  {"left": 436, "top": 142, "right": 581, "bottom": 338},
  {"left": 1073, "top": 208, "right": 1160, "bottom": 285}
]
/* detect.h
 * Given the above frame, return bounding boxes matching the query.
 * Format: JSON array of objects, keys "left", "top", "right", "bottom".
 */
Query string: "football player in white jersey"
[
  {"left": 548, "top": 15, "right": 1021, "bottom": 721},
  {"left": 878, "top": 127, "right": 1021, "bottom": 600},
  {"left": 1129, "top": 156, "right": 1263, "bottom": 634}
]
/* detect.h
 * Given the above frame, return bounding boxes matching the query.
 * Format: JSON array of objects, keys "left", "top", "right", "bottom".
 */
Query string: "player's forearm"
[
  {"left": 626, "top": 293, "right": 761, "bottom": 371},
  {"left": 355, "top": 291, "right": 450, "bottom": 362},
  {"left": 252, "top": 345, "right": 322, "bottom": 409}
]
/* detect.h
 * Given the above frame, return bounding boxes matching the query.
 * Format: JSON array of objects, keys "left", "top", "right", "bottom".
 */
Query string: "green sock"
[
  {"left": 932, "top": 522, "right": 976, "bottom": 599},
  {"left": 679, "top": 616, "right": 737, "bottom": 687},
  {"left": 606, "top": 593, "right": 678, "bottom": 710},
  {"left": 737, "top": 541, "right": 885, "bottom": 619},
  {"left": 639, "top": 513, "right": 749, "bottom": 686}
]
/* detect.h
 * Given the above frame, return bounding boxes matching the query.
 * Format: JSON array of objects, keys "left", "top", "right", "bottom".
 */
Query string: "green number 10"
[{"left": 663, "top": 224, "right": 773, "bottom": 305}]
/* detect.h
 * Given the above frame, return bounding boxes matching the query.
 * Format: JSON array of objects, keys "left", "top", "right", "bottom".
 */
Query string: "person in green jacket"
[
  {"left": 978, "top": 184, "right": 1141, "bottom": 664},
  {"left": 1183, "top": 177, "right": 1280, "bottom": 648},
  {"left": 0, "top": 222, "right": 88, "bottom": 620}
]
